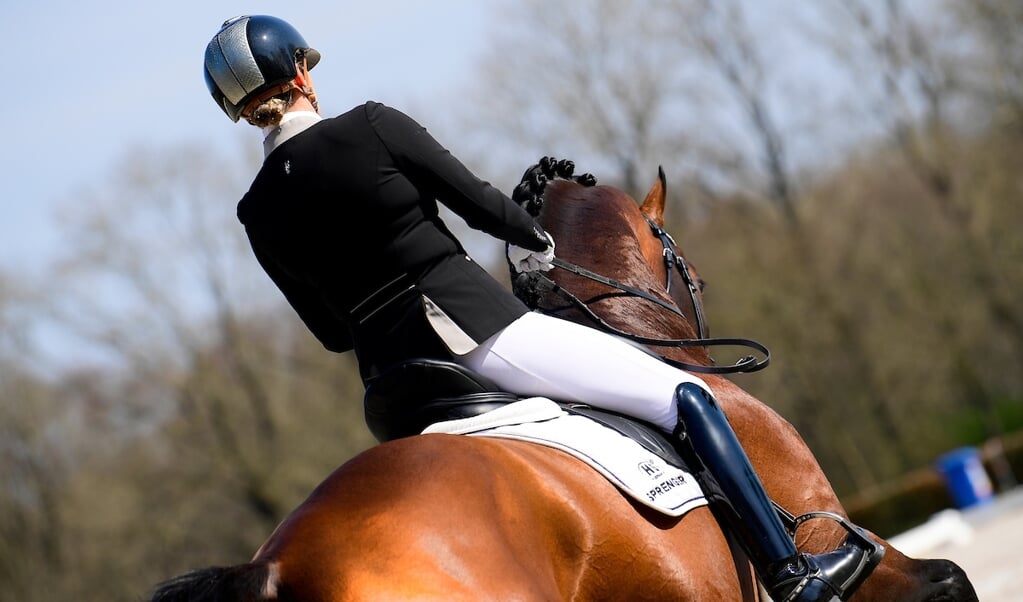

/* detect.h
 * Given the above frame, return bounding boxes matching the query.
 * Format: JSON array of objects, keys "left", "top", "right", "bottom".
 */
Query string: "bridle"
[
  {"left": 644, "top": 215, "right": 708, "bottom": 339},
  {"left": 525, "top": 217, "right": 770, "bottom": 375}
]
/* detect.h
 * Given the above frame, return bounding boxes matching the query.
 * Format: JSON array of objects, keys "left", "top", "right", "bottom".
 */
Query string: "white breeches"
[{"left": 456, "top": 311, "right": 710, "bottom": 431}]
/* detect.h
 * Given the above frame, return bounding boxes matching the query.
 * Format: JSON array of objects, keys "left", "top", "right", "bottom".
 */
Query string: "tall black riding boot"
[{"left": 673, "top": 383, "right": 884, "bottom": 602}]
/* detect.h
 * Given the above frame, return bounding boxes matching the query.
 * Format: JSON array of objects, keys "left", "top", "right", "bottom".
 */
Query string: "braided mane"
[
  {"left": 510, "top": 157, "right": 597, "bottom": 307},
  {"left": 511, "top": 157, "right": 597, "bottom": 217}
]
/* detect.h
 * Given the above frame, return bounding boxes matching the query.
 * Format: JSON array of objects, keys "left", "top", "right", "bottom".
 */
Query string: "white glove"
[{"left": 508, "top": 233, "right": 556, "bottom": 273}]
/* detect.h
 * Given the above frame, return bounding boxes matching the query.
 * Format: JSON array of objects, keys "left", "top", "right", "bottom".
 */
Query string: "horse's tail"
[{"left": 150, "top": 561, "right": 280, "bottom": 602}]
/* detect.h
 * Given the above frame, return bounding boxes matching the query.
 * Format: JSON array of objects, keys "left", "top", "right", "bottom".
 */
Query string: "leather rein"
[{"left": 529, "top": 217, "right": 770, "bottom": 375}]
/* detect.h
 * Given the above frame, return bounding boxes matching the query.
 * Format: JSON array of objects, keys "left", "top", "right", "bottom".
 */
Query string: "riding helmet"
[{"left": 204, "top": 15, "right": 321, "bottom": 122}]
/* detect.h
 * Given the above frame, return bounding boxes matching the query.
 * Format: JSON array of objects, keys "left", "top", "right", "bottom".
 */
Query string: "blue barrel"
[{"left": 935, "top": 447, "right": 994, "bottom": 509}]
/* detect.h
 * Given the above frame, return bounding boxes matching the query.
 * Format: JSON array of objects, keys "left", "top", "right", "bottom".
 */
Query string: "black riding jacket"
[{"left": 237, "top": 102, "right": 549, "bottom": 381}]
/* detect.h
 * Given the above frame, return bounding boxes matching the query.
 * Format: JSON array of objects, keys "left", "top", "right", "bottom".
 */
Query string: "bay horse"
[{"left": 150, "top": 161, "right": 977, "bottom": 601}]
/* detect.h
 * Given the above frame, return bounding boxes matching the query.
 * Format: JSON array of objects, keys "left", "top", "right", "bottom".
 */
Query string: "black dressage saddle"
[{"left": 363, "top": 358, "right": 683, "bottom": 467}]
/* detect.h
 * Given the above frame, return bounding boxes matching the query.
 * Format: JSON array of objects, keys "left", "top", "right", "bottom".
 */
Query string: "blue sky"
[{"left": 1, "top": 1, "right": 500, "bottom": 277}]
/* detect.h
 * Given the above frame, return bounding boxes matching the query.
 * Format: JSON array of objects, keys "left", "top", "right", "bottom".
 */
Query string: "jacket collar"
[{"left": 262, "top": 111, "right": 323, "bottom": 158}]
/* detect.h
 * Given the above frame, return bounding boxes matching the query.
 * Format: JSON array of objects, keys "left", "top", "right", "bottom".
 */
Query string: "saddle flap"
[{"left": 564, "top": 404, "right": 684, "bottom": 468}]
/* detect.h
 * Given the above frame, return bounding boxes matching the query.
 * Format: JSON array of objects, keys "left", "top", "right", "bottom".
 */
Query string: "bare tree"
[
  {"left": 949, "top": 0, "right": 1023, "bottom": 130},
  {"left": 673, "top": 0, "right": 800, "bottom": 221},
  {"left": 0, "top": 275, "right": 67, "bottom": 599},
  {"left": 819, "top": 0, "right": 1023, "bottom": 440},
  {"left": 466, "top": 0, "right": 727, "bottom": 196}
]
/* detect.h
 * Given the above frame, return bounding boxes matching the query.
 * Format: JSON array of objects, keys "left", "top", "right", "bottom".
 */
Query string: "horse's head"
[{"left": 510, "top": 158, "right": 712, "bottom": 367}]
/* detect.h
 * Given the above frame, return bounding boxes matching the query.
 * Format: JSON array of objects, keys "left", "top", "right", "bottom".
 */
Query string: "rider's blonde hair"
[{"left": 248, "top": 93, "right": 291, "bottom": 128}]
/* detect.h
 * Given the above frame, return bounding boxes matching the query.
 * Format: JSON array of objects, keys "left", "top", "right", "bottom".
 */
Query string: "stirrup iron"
[
  {"left": 773, "top": 501, "right": 885, "bottom": 564},
  {"left": 773, "top": 509, "right": 885, "bottom": 601},
  {"left": 789, "top": 511, "right": 883, "bottom": 555}
]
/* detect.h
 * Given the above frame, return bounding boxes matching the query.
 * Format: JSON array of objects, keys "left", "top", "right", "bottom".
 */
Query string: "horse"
[
  {"left": 150, "top": 160, "right": 977, "bottom": 601},
  {"left": 508, "top": 158, "right": 978, "bottom": 601}
]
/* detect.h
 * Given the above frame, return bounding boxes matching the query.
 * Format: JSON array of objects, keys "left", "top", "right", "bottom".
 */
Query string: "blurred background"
[{"left": 2, "top": 0, "right": 1020, "bottom": 599}]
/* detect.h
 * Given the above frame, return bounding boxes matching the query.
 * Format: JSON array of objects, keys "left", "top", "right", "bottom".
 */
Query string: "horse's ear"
[{"left": 640, "top": 166, "right": 667, "bottom": 227}]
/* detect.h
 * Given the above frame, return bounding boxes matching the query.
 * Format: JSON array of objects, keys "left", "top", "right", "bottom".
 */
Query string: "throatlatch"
[{"left": 671, "top": 383, "right": 884, "bottom": 602}]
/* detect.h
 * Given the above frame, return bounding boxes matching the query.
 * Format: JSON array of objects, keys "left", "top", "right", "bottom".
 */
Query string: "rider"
[{"left": 204, "top": 15, "right": 882, "bottom": 601}]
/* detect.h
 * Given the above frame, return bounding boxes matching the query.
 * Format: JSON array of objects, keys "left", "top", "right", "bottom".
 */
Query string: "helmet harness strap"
[{"left": 297, "top": 56, "right": 319, "bottom": 114}]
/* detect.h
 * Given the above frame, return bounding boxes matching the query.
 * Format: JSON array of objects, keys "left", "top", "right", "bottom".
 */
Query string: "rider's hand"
[{"left": 508, "top": 233, "right": 555, "bottom": 273}]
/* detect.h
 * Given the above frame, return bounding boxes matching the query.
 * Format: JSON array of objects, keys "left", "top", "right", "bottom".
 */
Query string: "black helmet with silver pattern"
[{"left": 204, "top": 15, "right": 321, "bottom": 122}]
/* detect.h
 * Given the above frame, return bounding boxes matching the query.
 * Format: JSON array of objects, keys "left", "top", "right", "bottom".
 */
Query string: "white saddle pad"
[{"left": 423, "top": 397, "right": 707, "bottom": 517}]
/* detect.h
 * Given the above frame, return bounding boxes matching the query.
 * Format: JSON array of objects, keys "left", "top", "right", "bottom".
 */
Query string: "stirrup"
[
  {"left": 785, "top": 510, "right": 884, "bottom": 560},
  {"left": 772, "top": 510, "right": 885, "bottom": 601}
]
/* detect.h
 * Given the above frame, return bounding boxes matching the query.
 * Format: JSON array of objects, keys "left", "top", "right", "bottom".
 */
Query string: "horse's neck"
[{"left": 540, "top": 196, "right": 711, "bottom": 367}]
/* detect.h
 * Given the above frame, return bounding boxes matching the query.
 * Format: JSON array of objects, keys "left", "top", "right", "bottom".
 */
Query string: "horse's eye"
[{"left": 697, "top": 279, "right": 706, "bottom": 294}]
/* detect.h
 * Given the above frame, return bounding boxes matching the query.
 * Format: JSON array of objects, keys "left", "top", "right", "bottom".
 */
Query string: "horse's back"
[{"left": 256, "top": 434, "right": 747, "bottom": 601}]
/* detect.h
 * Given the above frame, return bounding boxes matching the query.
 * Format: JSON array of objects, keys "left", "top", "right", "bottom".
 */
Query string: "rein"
[
  {"left": 528, "top": 220, "right": 770, "bottom": 375},
  {"left": 510, "top": 156, "right": 768, "bottom": 374},
  {"left": 532, "top": 261, "right": 769, "bottom": 374}
]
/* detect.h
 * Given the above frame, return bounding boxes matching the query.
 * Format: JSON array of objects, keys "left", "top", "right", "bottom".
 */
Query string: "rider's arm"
[{"left": 366, "top": 102, "right": 550, "bottom": 252}]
